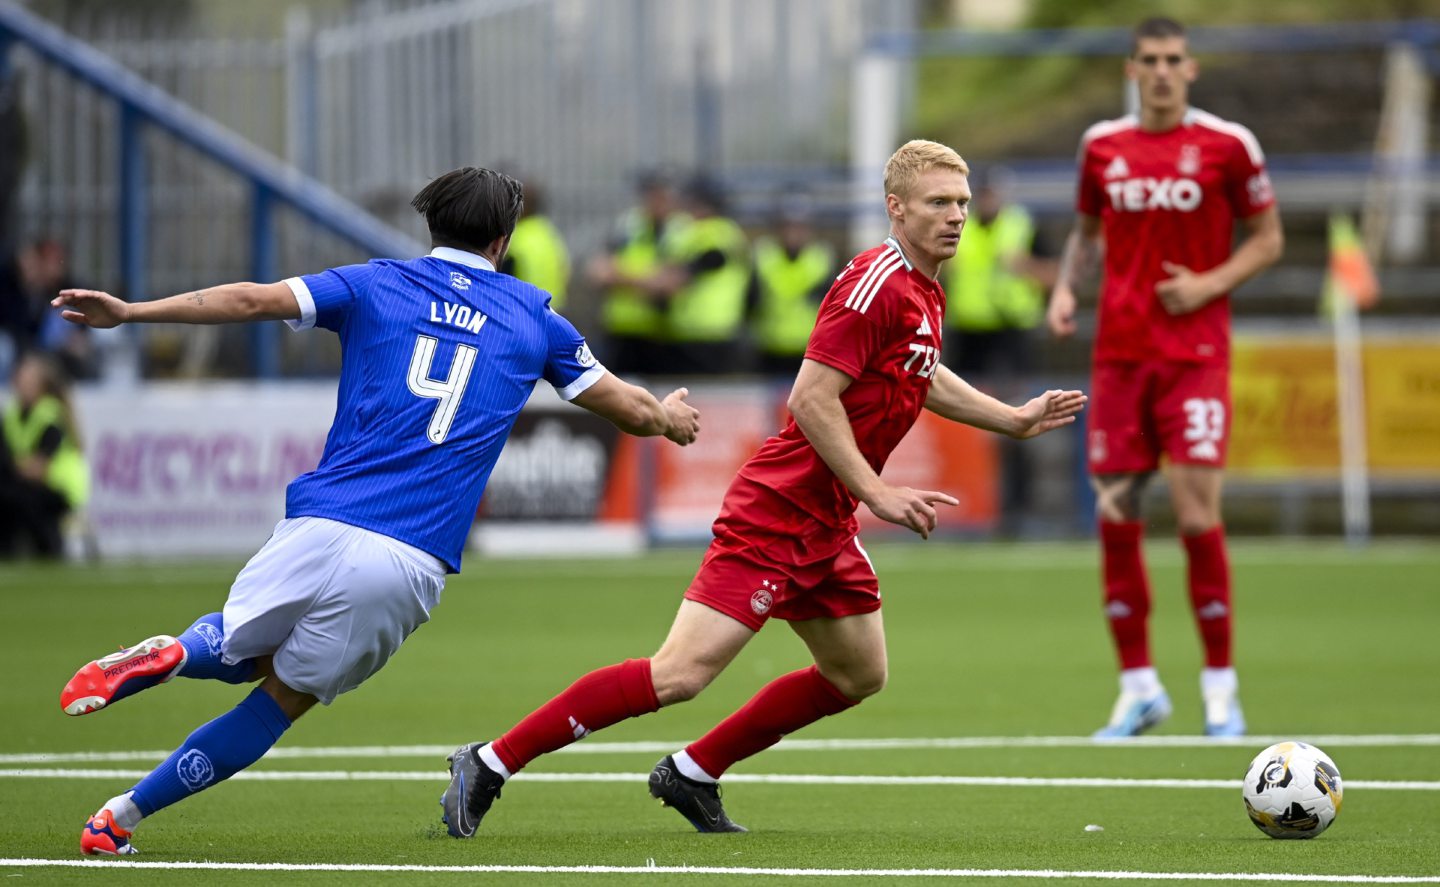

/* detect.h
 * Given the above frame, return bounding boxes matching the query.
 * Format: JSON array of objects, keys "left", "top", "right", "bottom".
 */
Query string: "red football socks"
[
  {"left": 1100, "top": 520, "right": 1153, "bottom": 670},
  {"left": 491, "top": 658, "right": 659, "bottom": 774},
  {"left": 1183, "top": 526, "right": 1233, "bottom": 668},
  {"left": 686, "top": 666, "right": 856, "bottom": 779}
]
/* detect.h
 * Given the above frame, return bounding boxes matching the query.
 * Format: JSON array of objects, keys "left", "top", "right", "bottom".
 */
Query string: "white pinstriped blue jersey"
[{"left": 282, "top": 247, "right": 605, "bottom": 571}]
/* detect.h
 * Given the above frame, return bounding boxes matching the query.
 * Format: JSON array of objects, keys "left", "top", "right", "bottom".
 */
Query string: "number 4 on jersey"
[{"left": 407, "top": 335, "right": 478, "bottom": 444}]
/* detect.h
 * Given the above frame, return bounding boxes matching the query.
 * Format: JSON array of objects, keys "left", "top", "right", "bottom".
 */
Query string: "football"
[{"left": 1241, "top": 741, "right": 1344, "bottom": 839}]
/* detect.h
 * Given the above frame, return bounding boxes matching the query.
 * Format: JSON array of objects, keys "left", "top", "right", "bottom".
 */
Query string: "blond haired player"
[{"left": 441, "top": 140, "right": 1087, "bottom": 836}]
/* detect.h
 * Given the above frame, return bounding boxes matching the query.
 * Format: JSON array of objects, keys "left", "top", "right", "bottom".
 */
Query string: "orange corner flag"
[{"left": 1326, "top": 214, "right": 1380, "bottom": 311}]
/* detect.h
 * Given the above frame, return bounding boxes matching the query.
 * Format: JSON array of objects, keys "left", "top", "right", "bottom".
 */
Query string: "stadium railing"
[{"left": 0, "top": 3, "right": 426, "bottom": 378}]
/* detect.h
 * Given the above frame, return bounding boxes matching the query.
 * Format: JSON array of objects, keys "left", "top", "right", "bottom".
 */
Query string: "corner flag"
[{"left": 1322, "top": 214, "right": 1379, "bottom": 314}]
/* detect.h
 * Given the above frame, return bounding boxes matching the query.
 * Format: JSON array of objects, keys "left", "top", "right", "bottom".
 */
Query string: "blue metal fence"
[{"left": 0, "top": 2, "right": 426, "bottom": 377}]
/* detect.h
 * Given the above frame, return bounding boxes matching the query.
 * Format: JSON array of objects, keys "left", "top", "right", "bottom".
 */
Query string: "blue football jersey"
[{"left": 281, "top": 247, "right": 605, "bottom": 571}]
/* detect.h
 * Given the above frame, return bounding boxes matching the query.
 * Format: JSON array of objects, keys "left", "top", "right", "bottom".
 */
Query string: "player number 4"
[{"left": 407, "top": 334, "right": 478, "bottom": 444}]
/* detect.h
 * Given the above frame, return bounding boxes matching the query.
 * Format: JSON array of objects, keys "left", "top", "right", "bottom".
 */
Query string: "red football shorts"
[
  {"left": 683, "top": 480, "right": 880, "bottom": 632},
  {"left": 1087, "top": 360, "right": 1231, "bottom": 474}
]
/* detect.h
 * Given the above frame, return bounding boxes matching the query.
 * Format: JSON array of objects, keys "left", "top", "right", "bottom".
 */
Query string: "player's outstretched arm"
[
  {"left": 53, "top": 283, "right": 301, "bottom": 328},
  {"left": 1047, "top": 214, "right": 1102, "bottom": 339},
  {"left": 570, "top": 373, "right": 699, "bottom": 445},
  {"left": 790, "top": 359, "right": 957, "bottom": 539},
  {"left": 924, "top": 365, "right": 1086, "bottom": 439}
]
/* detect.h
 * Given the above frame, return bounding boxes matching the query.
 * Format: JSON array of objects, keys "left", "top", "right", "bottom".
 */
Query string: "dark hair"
[
  {"left": 635, "top": 166, "right": 678, "bottom": 193},
  {"left": 1131, "top": 17, "right": 1186, "bottom": 55},
  {"left": 685, "top": 176, "right": 727, "bottom": 213},
  {"left": 411, "top": 167, "right": 524, "bottom": 252}
]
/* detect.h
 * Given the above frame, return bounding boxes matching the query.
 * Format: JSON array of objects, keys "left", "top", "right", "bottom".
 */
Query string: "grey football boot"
[{"left": 440, "top": 742, "right": 505, "bottom": 837}]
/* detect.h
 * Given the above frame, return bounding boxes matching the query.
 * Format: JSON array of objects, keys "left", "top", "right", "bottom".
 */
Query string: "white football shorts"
[{"left": 222, "top": 516, "right": 447, "bottom": 704}]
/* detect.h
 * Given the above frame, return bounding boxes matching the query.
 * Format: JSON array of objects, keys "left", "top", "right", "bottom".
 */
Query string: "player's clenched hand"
[
  {"left": 52, "top": 289, "right": 131, "bottom": 329},
  {"left": 865, "top": 485, "right": 959, "bottom": 540},
  {"left": 1156, "top": 262, "right": 1218, "bottom": 315},
  {"left": 1011, "top": 389, "right": 1087, "bottom": 439},
  {"left": 661, "top": 387, "right": 700, "bottom": 446},
  {"left": 1046, "top": 287, "right": 1078, "bottom": 338}
]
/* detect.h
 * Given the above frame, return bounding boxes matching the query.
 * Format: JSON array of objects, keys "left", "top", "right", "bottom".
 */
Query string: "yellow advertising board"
[{"left": 1230, "top": 334, "right": 1440, "bottom": 477}]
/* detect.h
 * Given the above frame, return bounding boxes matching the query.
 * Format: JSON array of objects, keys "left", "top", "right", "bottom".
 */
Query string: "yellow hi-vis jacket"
[
  {"left": 2, "top": 394, "right": 88, "bottom": 509},
  {"left": 945, "top": 205, "right": 1043, "bottom": 332},
  {"left": 506, "top": 214, "right": 571, "bottom": 310},
  {"left": 601, "top": 210, "right": 687, "bottom": 337},
  {"left": 664, "top": 215, "right": 750, "bottom": 343},
  {"left": 752, "top": 237, "right": 833, "bottom": 356}
]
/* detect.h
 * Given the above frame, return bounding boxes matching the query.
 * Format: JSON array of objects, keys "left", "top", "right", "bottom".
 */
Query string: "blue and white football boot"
[
  {"left": 1203, "top": 689, "right": 1246, "bottom": 738},
  {"left": 1093, "top": 689, "right": 1172, "bottom": 739}
]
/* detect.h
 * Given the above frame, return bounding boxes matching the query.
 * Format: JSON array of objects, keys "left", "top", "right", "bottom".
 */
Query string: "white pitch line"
[
  {"left": 2, "top": 858, "right": 1439, "bottom": 882},
  {"left": 4, "top": 734, "right": 1438, "bottom": 765},
  {"left": 3, "top": 768, "right": 1437, "bottom": 791}
]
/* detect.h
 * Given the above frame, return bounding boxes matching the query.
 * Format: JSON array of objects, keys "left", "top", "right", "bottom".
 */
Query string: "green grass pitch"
[{"left": 2, "top": 540, "right": 1438, "bottom": 885}]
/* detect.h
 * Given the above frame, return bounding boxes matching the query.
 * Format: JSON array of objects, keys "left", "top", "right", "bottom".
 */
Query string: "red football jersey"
[
  {"left": 737, "top": 237, "right": 945, "bottom": 532},
  {"left": 1076, "top": 108, "right": 1275, "bottom": 365}
]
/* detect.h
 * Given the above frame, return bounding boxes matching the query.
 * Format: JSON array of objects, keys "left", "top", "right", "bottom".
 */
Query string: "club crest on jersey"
[
  {"left": 1105, "top": 177, "right": 1202, "bottom": 213},
  {"left": 1103, "top": 156, "right": 1131, "bottom": 180},
  {"left": 751, "top": 579, "right": 779, "bottom": 616},
  {"left": 1178, "top": 144, "right": 1201, "bottom": 176},
  {"left": 449, "top": 271, "right": 472, "bottom": 291}
]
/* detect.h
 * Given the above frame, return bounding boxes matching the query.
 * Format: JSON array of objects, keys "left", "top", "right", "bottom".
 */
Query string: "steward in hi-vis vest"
[
  {"left": 588, "top": 170, "right": 687, "bottom": 376},
  {"left": 748, "top": 197, "right": 834, "bottom": 377},
  {"left": 503, "top": 214, "right": 570, "bottom": 310},
  {"left": 1, "top": 353, "right": 88, "bottom": 558},
  {"left": 942, "top": 170, "right": 1055, "bottom": 378},
  {"left": 655, "top": 178, "right": 750, "bottom": 375}
]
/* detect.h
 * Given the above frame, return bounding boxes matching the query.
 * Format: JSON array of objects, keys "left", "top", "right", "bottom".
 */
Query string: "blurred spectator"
[
  {"left": 942, "top": 166, "right": 1055, "bottom": 377},
  {"left": 0, "top": 352, "right": 89, "bottom": 559},
  {"left": 499, "top": 177, "right": 571, "bottom": 311},
  {"left": 0, "top": 239, "right": 101, "bottom": 381},
  {"left": 587, "top": 169, "right": 687, "bottom": 376},
  {"left": 747, "top": 193, "right": 834, "bottom": 378},
  {"left": 651, "top": 176, "right": 749, "bottom": 375},
  {"left": 942, "top": 167, "right": 1056, "bottom": 534}
]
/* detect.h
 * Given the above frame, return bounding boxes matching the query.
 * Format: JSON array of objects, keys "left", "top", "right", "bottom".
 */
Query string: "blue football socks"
[
  {"left": 129, "top": 687, "right": 291, "bottom": 818},
  {"left": 176, "top": 613, "right": 255, "bottom": 684}
]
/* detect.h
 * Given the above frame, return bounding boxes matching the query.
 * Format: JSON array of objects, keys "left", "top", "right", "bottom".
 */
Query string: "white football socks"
[
  {"left": 477, "top": 743, "right": 511, "bottom": 781},
  {"left": 1201, "top": 667, "right": 1238, "bottom": 697},
  {"left": 672, "top": 749, "right": 718, "bottom": 784},
  {"left": 1119, "top": 666, "right": 1163, "bottom": 699},
  {"left": 101, "top": 791, "right": 143, "bottom": 832}
]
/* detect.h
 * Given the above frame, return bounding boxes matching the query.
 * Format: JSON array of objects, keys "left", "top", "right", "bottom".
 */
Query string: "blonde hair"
[{"left": 883, "top": 140, "right": 969, "bottom": 199}]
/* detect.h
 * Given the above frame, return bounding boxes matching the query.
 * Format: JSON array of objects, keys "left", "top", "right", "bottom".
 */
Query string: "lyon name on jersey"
[{"left": 281, "top": 247, "right": 604, "bottom": 571}]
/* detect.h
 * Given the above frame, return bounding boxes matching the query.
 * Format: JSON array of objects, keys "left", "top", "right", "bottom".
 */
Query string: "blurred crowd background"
[{"left": 1, "top": 0, "right": 1437, "bottom": 558}]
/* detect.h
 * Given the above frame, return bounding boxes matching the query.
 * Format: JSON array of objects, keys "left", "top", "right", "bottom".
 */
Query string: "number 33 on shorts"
[{"left": 1181, "top": 397, "right": 1225, "bottom": 463}]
